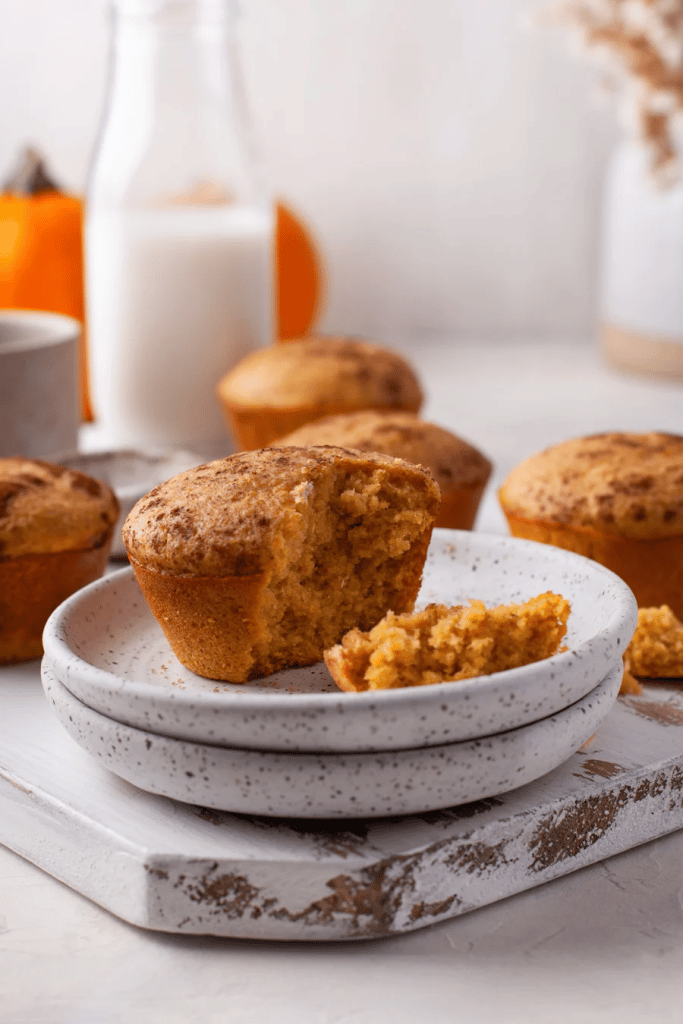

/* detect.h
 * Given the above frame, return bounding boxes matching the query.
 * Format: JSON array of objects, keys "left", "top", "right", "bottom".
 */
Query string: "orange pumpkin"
[
  {"left": 0, "top": 147, "right": 91, "bottom": 421},
  {"left": 275, "top": 201, "right": 323, "bottom": 341}
]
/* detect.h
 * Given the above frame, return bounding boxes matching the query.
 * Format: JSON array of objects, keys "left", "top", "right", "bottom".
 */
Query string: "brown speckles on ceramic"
[
  {"left": 42, "top": 530, "right": 637, "bottom": 753},
  {"left": 13, "top": 660, "right": 683, "bottom": 938},
  {"left": 41, "top": 662, "right": 623, "bottom": 819}
]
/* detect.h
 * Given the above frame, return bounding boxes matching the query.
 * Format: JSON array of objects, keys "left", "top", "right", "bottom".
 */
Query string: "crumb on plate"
[{"left": 324, "top": 592, "right": 570, "bottom": 692}]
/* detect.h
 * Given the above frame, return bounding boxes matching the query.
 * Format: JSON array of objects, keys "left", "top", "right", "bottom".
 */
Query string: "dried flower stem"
[{"left": 543, "top": 0, "right": 683, "bottom": 182}]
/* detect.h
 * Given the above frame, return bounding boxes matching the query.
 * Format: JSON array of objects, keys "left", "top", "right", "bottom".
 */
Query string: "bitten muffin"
[
  {"left": 123, "top": 445, "right": 440, "bottom": 682},
  {"left": 498, "top": 432, "right": 683, "bottom": 615},
  {"left": 0, "top": 458, "right": 119, "bottom": 663},
  {"left": 276, "top": 410, "right": 492, "bottom": 530},
  {"left": 215, "top": 336, "right": 423, "bottom": 450}
]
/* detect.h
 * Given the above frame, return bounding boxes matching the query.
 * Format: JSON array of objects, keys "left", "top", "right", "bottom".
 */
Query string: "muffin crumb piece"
[
  {"left": 619, "top": 669, "right": 643, "bottom": 696},
  {"left": 324, "top": 592, "right": 570, "bottom": 692},
  {"left": 623, "top": 606, "right": 683, "bottom": 681}
]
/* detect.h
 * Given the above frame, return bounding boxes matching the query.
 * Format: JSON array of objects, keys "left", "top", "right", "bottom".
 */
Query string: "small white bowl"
[
  {"left": 54, "top": 448, "right": 203, "bottom": 558},
  {"left": 43, "top": 530, "right": 637, "bottom": 752},
  {"left": 41, "top": 661, "right": 623, "bottom": 819}
]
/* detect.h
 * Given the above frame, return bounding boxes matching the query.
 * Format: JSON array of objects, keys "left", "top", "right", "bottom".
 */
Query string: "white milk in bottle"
[
  {"left": 86, "top": 204, "right": 272, "bottom": 449},
  {"left": 85, "top": 0, "right": 272, "bottom": 453}
]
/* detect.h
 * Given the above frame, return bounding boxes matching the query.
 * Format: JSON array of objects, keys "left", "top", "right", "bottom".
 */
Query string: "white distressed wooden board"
[{"left": 2, "top": 660, "right": 683, "bottom": 941}]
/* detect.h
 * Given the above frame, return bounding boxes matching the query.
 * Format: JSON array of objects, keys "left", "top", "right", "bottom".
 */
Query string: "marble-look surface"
[{"left": 3, "top": 337, "right": 683, "bottom": 1023}]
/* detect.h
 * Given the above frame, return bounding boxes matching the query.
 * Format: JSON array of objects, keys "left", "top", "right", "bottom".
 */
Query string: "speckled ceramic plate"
[
  {"left": 41, "top": 661, "right": 623, "bottom": 819},
  {"left": 42, "top": 530, "right": 637, "bottom": 753}
]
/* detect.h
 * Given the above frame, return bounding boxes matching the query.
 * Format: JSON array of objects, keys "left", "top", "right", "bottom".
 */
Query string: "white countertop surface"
[{"left": 4, "top": 336, "right": 683, "bottom": 1024}]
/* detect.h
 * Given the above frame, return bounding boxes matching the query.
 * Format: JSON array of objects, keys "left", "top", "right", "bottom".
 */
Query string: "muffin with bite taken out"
[
  {"left": 123, "top": 445, "right": 440, "bottom": 682},
  {"left": 277, "top": 409, "right": 492, "bottom": 530}
]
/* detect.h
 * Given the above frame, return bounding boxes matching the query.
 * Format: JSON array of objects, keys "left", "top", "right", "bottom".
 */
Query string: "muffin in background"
[
  {"left": 277, "top": 410, "right": 492, "bottom": 530},
  {"left": 215, "top": 336, "right": 423, "bottom": 450},
  {"left": 0, "top": 458, "right": 119, "bottom": 663},
  {"left": 498, "top": 432, "right": 683, "bottom": 616},
  {"left": 123, "top": 445, "right": 440, "bottom": 682}
]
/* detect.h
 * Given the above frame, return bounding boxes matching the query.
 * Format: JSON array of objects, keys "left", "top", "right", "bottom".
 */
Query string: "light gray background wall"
[{"left": 0, "top": 0, "right": 619, "bottom": 340}]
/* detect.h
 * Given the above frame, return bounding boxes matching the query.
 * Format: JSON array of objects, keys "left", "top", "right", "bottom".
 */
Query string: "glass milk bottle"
[{"left": 85, "top": 0, "right": 273, "bottom": 453}]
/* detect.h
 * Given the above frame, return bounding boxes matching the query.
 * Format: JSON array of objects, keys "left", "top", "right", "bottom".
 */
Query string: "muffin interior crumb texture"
[
  {"left": 324, "top": 592, "right": 570, "bottom": 692},
  {"left": 254, "top": 460, "right": 434, "bottom": 675},
  {"left": 624, "top": 605, "right": 683, "bottom": 679}
]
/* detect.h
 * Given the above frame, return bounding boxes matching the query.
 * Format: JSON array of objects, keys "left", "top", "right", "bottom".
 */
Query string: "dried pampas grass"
[{"left": 543, "top": 0, "right": 683, "bottom": 183}]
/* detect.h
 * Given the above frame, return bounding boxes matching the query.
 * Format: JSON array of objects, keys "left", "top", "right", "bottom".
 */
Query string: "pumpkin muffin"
[
  {"left": 215, "top": 336, "right": 423, "bottom": 450},
  {"left": 123, "top": 445, "right": 440, "bottom": 682},
  {"left": 0, "top": 458, "right": 119, "bottom": 663},
  {"left": 498, "top": 432, "right": 683, "bottom": 615},
  {"left": 324, "top": 593, "right": 570, "bottom": 692},
  {"left": 277, "top": 410, "right": 492, "bottom": 530}
]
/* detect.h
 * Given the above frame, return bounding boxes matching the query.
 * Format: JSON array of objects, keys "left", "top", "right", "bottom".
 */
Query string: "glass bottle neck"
[
  {"left": 90, "top": 0, "right": 263, "bottom": 208},
  {"left": 112, "top": 0, "right": 236, "bottom": 29}
]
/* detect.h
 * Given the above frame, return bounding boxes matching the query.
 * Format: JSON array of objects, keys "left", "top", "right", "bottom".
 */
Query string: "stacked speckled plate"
[{"left": 41, "top": 530, "right": 638, "bottom": 818}]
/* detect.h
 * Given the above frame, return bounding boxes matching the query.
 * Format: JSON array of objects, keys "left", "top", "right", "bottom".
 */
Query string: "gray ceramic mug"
[{"left": 0, "top": 310, "right": 80, "bottom": 459}]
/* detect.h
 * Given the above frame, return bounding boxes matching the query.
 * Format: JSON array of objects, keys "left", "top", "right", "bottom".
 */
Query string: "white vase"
[{"left": 600, "top": 140, "right": 683, "bottom": 379}]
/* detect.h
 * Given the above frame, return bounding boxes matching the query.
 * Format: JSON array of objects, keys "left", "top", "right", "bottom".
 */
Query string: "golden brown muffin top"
[
  {"left": 0, "top": 458, "right": 119, "bottom": 559},
  {"left": 123, "top": 445, "right": 440, "bottom": 578},
  {"left": 216, "top": 337, "right": 423, "bottom": 412},
  {"left": 277, "top": 411, "right": 492, "bottom": 493},
  {"left": 499, "top": 432, "right": 683, "bottom": 539}
]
